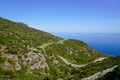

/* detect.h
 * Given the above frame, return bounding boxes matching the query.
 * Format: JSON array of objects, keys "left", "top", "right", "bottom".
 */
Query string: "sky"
[{"left": 0, "top": 0, "right": 120, "bottom": 33}]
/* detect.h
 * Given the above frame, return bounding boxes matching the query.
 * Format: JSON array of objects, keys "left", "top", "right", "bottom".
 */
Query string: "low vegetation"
[
  {"left": 0, "top": 17, "right": 120, "bottom": 80},
  {"left": 98, "top": 63, "right": 120, "bottom": 80}
]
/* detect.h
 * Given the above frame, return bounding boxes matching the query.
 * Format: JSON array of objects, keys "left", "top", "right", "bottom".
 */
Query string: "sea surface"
[{"left": 52, "top": 33, "right": 120, "bottom": 56}]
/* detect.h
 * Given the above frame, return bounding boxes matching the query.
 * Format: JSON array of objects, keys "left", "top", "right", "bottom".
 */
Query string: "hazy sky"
[{"left": 0, "top": 0, "right": 120, "bottom": 33}]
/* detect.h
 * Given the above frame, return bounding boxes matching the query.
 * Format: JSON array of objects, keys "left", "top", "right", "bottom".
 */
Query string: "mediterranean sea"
[{"left": 53, "top": 33, "right": 120, "bottom": 56}]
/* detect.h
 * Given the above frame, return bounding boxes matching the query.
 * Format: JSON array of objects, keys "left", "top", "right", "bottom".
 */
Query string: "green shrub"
[
  {"left": 0, "top": 56, "right": 5, "bottom": 63},
  {"left": 8, "top": 58, "right": 16, "bottom": 65}
]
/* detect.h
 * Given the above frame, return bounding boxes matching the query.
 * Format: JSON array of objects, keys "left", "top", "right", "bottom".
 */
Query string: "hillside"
[
  {"left": 97, "top": 64, "right": 120, "bottom": 80},
  {"left": 0, "top": 17, "right": 120, "bottom": 80}
]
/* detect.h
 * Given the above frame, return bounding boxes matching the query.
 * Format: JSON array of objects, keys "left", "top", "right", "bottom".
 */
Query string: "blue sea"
[{"left": 52, "top": 33, "right": 120, "bottom": 56}]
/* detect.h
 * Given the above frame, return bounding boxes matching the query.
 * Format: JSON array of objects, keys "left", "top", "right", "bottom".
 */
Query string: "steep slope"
[
  {"left": 0, "top": 17, "right": 120, "bottom": 80},
  {"left": 97, "top": 64, "right": 120, "bottom": 80},
  {"left": 45, "top": 39, "right": 105, "bottom": 64}
]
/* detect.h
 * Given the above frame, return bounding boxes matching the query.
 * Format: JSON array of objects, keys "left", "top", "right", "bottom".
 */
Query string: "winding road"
[
  {"left": 58, "top": 55, "right": 87, "bottom": 68},
  {"left": 38, "top": 39, "right": 108, "bottom": 68},
  {"left": 58, "top": 55, "right": 108, "bottom": 68}
]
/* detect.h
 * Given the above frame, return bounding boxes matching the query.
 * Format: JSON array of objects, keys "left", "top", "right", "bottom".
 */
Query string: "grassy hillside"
[
  {"left": 0, "top": 17, "right": 61, "bottom": 53},
  {"left": 45, "top": 39, "right": 105, "bottom": 64},
  {"left": 0, "top": 17, "right": 120, "bottom": 80}
]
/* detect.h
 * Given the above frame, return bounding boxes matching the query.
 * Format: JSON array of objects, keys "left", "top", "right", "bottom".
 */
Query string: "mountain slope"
[
  {"left": 97, "top": 64, "right": 120, "bottom": 80},
  {"left": 0, "top": 17, "right": 120, "bottom": 80}
]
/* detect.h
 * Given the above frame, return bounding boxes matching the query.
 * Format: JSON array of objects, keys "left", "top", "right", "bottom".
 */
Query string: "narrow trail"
[
  {"left": 39, "top": 39, "right": 66, "bottom": 49},
  {"left": 38, "top": 39, "right": 67, "bottom": 55},
  {"left": 58, "top": 55, "right": 108, "bottom": 68}
]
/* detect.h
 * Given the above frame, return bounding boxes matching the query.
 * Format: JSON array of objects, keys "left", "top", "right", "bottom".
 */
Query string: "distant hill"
[{"left": 0, "top": 17, "right": 120, "bottom": 80}]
